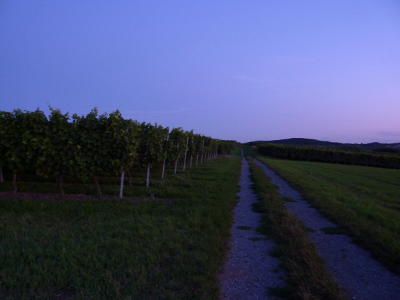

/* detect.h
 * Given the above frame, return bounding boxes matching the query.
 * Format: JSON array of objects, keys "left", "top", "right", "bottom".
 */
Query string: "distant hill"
[{"left": 248, "top": 138, "right": 400, "bottom": 152}]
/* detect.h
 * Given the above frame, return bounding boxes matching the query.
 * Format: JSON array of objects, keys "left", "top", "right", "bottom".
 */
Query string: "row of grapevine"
[
  {"left": 257, "top": 143, "right": 400, "bottom": 169},
  {"left": 0, "top": 108, "right": 235, "bottom": 197}
]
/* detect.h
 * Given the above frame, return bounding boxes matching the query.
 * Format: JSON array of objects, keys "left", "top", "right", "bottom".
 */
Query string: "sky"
[{"left": 1, "top": 0, "right": 400, "bottom": 143}]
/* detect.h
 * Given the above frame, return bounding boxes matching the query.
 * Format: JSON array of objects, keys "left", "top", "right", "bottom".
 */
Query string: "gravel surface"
[
  {"left": 255, "top": 159, "right": 400, "bottom": 300},
  {"left": 219, "top": 158, "right": 283, "bottom": 300}
]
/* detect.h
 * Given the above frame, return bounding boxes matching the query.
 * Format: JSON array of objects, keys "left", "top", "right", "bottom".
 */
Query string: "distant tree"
[
  {"left": 257, "top": 143, "right": 400, "bottom": 169},
  {"left": 373, "top": 148, "right": 400, "bottom": 154}
]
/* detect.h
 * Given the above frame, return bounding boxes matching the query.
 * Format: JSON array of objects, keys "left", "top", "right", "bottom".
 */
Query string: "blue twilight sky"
[{"left": 1, "top": 0, "right": 400, "bottom": 143}]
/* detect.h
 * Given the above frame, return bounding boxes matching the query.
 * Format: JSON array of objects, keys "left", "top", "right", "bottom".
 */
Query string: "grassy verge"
[
  {"left": 259, "top": 156, "right": 400, "bottom": 274},
  {"left": 0, "top": 166, "right": 202, "bottom": 198},
  {"left": 248, "top": 159, "right": 343, "bottom": 299},
  {"left": 0, "top": 156, "right": 241, "bottom": 299}
]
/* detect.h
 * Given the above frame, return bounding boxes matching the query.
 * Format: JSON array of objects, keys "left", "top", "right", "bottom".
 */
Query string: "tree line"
[
  {"left": 0, "top": 108, "right": 235, "bottom": 197},
  {"left": 257, "top": 143, "right": 400, "bottom": 169}
]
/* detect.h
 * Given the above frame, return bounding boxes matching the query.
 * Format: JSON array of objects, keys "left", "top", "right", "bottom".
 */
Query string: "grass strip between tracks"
[{"left": 249, "top": 159, "right": 343, "bottom": 299}]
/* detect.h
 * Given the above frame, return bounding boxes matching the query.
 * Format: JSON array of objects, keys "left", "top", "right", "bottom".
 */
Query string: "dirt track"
[
  {"left": 219, "top": 158, "right": 282, "bottom": 299},
  {"left": 255, "top": 159, "right": 400, "bottom": 300}
]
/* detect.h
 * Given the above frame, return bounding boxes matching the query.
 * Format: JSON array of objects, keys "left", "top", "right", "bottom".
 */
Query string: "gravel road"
[
  {"left": 255, "top": 159, "right": 400, "bottom": 300},
  {"left": 219, "top": 158, "right": 283, "bottom": 299}
]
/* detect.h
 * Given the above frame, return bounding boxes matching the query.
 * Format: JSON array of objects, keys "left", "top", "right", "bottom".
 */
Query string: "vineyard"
[
  {"left": 256, "top": 143, "right": 400, "bottom": 169},
  {"left": 0, "top": 108, "right": 235, "bottom": 198}
]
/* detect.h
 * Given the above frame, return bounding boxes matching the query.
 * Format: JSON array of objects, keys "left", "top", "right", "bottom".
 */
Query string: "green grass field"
[
  {"left": 0, "top": 157, "right": 241, "bottom": 299},
  {"left": 258, "top": 157, "right": 400, "bottom": 273}
]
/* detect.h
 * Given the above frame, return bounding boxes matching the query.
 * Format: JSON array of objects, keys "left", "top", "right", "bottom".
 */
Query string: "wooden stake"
[
  {"left": 12, "top": 171, "right": 17, "bottom": 194},
  {"left": 183, "top": 137, "right": 189, "bottom": 171},
  {"left": 119, "top": 170, "right": 125, "bottom": 198},
  {"left": 146, "top": 163, "right": 151, "bottom": 188},
  {"left": 161, "top": 160, "right": 166, "bottom": 180},
  {"left": 174, "top": 159, "right": 178, "bottom": 175}
]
